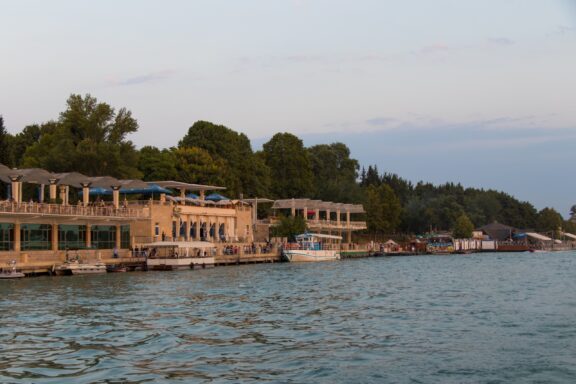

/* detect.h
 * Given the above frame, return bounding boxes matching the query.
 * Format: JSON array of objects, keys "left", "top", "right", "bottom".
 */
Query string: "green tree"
[
  {"left": 308, "top": 143, "right": 360, "bottom": 202},
  {"left": 22, "top": 94, "right": 141, "bottom": 178},
  {"left": 364, "top": 184, "right": 402, "bottom": 234},
  {"left": 453, "top": 214, "right": 474, "bottom": 238},
  {"left": 172, "top": 146, "right": 228, "bottom": 186},
  {"left": 270, "top": 215, "right": 307, "bottom": 241},
  {"left": 138, "top": 146, "right": 178, "bottom": 181},
  {"left": 570, "top": 205, "right": 576, "bottom": 222},
  {"left": 261, "top": 132, "right": 314, "bottom": 199},
  {"left": 536, "top": 207, "right": 563, "bottom": 234},
  {"left": 179, "top": 120, "right": 270, "bottom": 197},
  {"left": 0, "top": 115, "right": 10, "bottom": 166}
]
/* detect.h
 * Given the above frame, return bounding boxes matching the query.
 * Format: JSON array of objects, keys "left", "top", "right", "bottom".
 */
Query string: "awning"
[
  {"left": 525, "top": 232, "right": 552, "bottom": 241},
  {"left": 560, "top": 232, "right": 576, "bottom": 240}
]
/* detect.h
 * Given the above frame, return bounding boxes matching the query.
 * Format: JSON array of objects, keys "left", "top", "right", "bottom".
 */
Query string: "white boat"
[
  {"left": 0, "top": 260, "right": 25, "bottom": 279},
  {"left": 142, "top": 241, "right": 216, "bottom": 271},
  {"left": 55, "top": 259, "right": 107, "bottom": 275},
  {"left": 282, "top": 233, "right": 342, "bottom": 262}
]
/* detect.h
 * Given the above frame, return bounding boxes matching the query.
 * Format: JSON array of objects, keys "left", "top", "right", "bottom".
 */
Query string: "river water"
[{"left": 1, "top": 251, "right": 576, "bottom": 383}]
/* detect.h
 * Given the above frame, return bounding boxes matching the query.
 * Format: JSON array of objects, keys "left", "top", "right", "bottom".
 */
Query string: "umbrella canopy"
[
  {"left": 10, "top": 168, "right": 55, "bottom": 185},
  {"left": 119, "top": 179, "right": 150, "bottom": 189},
  {"left": 205, "top": 193, "right": 229, "bottom": 201},
  {"left": 186, "top": 193, "right": 199, "bottom": 199},
  {"left": 79, "top": 183, "right": 173, "bottom": 196},
  {"left": 54, "top": 172, "right": 93, "bottom": 188},
  {"left": 89, "top": 176, "right": 122, "bottom": 188},
  {"left": 0, "top": 164, "right": 12, "bottom": 183}
]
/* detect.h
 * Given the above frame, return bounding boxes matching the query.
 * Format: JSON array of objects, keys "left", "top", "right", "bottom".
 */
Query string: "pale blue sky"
[{"left": 1, "top": 0, "right": 575, "bottom": 215}]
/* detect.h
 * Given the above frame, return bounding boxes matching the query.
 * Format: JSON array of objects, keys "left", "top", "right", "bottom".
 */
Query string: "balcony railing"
[
  {"left": 0, "top": 201, "right": 148, "bottom": 219},
  {"left": 267, "top": 217, "right": 367, "bottom": 230}
]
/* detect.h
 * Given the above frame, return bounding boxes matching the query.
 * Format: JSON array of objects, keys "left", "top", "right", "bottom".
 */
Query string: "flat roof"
[
  {"left": 272, "top": 198, "right": 365, "bottom": 213},
  {"left": 151, "top": 181, "right": 226, "bottom": 191}
]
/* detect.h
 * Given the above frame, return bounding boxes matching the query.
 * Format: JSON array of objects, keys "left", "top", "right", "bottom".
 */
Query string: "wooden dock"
[{"left": 215, "top": 252, "right": 281, "bottom": 266}]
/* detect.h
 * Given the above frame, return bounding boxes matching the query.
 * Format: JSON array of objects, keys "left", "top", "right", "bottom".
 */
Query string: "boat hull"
[
  {"left": 0, "top": 272, "right": 25, "bottom": 279},
  {"left": 283, "top": 250, "right": 340, "bottom": 262},
  {"left": 147, "top": 257, "right": 215, "bottom": 271}
]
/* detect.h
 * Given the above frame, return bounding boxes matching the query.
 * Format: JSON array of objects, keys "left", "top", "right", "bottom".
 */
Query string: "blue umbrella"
[
  {"left": 205, "top": 193, "right": 229, "bottom": 201},
  {"left": 186, "top": 193, "right": 199, "bottom": 199}
]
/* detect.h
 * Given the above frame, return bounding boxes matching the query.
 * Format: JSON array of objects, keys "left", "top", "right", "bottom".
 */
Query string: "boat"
[
  {"left": 0, "top": 260, "right": 25, "bottom": 279},
  {"left": 282, "top": 233, "right": 342, "bottom": 262},
  {"left": 106, "top": 264, "right": 127, "bottom": 273},
  {"left": 142, "top": 241, "right": 216, "bottom": 271},
  {"left": 54, "top": 259, "right": 107, "bottom": 275},
  {"left": 426, "top": 235, "right": 455, "bottom": 255}
]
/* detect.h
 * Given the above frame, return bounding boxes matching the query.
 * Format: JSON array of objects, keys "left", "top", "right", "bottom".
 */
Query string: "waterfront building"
[
  {"left": 0, "top": 166, "right": 254, "bottom": 271},
  {"left": 270, "top": 198, "right": 367, "bottom": 244}
]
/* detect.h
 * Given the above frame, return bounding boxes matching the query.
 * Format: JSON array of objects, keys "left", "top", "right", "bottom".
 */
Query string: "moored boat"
[
  {"left": 0, "top": 260, "right": 25, "bottom": 279},
  {"left": 142, "top": 241, "right": 216, "bottom": 271},
  {"left": 55, "top": 259, "right": 107, "bottom": 275},
  {"left": 282, "top": 233, "right": 342, "bottom": 262}
]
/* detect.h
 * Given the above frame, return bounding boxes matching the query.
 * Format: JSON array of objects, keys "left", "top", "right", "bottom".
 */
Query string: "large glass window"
[
  {"left": 0, "top": 223, "right": 14, "bottom": 251},
  {"left": 91, "top": 225, "right": 116, "bottom": 249},
  {"left": 120, "top": 225, "right": 130, "bottom": 249},
  {"left": 58, "top": 225, "right": 86, "bottom": 250},
  {"left": 21, "top": 224, "right": 52, "bottom": 251}
]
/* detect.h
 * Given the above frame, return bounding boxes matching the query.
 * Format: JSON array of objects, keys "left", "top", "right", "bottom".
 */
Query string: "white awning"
[
  {"left": 560, "top": 232, "right": 576, "bottom": 240},
  {"left": 141, "top": 241, "right": 216, "bottom": 248},
  {"left": 525, "top": 232, "right": 552, "bottom": 241}
]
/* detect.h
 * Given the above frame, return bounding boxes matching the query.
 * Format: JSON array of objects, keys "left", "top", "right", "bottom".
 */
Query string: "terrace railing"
[{"left": 0, "top": 200, "right": 148, "bottom": 219}]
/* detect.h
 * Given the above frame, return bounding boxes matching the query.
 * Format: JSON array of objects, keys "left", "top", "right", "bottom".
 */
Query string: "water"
[{"left": 1, "top": 252, "right": 576, "bottom": 383}]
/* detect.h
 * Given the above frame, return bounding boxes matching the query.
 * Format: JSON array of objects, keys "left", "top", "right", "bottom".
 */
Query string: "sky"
[{"left": 1, "top": 0, "right": 575, "bottom": 216}]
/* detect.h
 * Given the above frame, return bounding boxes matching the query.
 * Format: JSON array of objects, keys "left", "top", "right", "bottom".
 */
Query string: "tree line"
[{"left": 1, "top": 94, "right": 574, "bottom": 237}]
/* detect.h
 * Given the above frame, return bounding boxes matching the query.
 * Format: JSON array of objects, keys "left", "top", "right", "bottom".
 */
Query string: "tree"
[
  {"left": 364, "top": 184, "right": 402, "bottom": 234},
  {"left": 172, "top": 147, "right": 227, "bottom": 186},
  {"left": 270, "top": 215, "right": 307, "bottom": 241},
  {"left": 536, "top": 207, "right": 563, "bottom": 234},
  {"left": 22, "top": 94, "right": 142, "bottom": 178},
  {"left": 0, "top": 115, "right": 10, "bottom": 166},
  {"left": 570, "top": 205, "right": 576, "bottom": 222},
  {"left": 453, "top": 214, "right": 474, "bottom": 239},
  {"left": 308, "top": 143, "right": 360, "bottom": 202},
  {"left": 138, "top": 146, "right": 178, "bottom": 181},
  {"left": 179, "top": 120, "right": 270, "bottom": 197},
  {"left": 261, "top": 132, "right": 314, "bottom": 199}
]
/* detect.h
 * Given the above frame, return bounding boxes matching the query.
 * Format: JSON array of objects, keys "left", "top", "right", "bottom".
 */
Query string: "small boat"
[
  {"left": 0, "top": 260, "right": 25, "bottom": 279},
  {"left": 282, "top": 233, "right": 342, "bottom": 262},
  {"left": 142, "top": 241, "right": 216, "bottom": 271},
  {"left": 106, "top": 264, "right": 127, "bottom": 273},
  {"left": 55, "top": 259, "right": 107, "bottom": 275}
]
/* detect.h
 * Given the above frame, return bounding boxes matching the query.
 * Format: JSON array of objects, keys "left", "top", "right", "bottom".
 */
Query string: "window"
[
  {"left": 21, "top": 224, "right": 52, "bottom": 251},
  {"left": 121, "top": 225, "right": 130, "bottom": 249},
  {"left": 58, "top": 225, "right": 87, "bottom": 250},
  {"left": 0, "top": 223, "right": 14, "bottom": 251},
  {"left": 91, "top": 225, "right": 116, "bottom": 249}
]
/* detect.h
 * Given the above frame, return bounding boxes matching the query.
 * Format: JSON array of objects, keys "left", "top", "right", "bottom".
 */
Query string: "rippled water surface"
[{"left": 1, "top": 252, "right": 576, "bottom": 383}]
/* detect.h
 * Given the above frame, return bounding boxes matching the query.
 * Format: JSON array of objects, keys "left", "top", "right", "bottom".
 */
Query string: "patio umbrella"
[{"left": 205, "top": 193, "right": 229, "bottom": 201}]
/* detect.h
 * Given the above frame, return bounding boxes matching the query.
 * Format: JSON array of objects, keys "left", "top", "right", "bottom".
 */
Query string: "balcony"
[{"left": 0, "top": 200, "right": 148, "bottom": 219}]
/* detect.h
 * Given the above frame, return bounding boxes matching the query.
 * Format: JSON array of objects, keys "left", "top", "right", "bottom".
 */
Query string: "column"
[
  {"left": 326, "top": 209, "right": 331, "bottom": 224},
  {"left": 303, "top": 206, "right": 307, "bottom": 221},
  {"left": 337, "top": 209, "right": 341, "bottom": 227},
  {"left": 10, "top": 177, "right": 20, "bottom": 203},
  {"left": 315, "top": 208, "right": 320, "bottom": 221},
  {"left": 18, "top": 182, "right": 23, "bottom": 203},
  {"left": 186, "top": 215, "right": 191, "bottom": 241},
  {"left": 49, "top": 179, "right": 57, "bottom": 202},
  {"left": 39, "top": 184, "right": 45, "bottom": 203},
  {"left": 82, "top": 183, "right": 91, "bottom": 206},
  {"left": 195, "top": 216, "right": 201, "bottom": 240},
  {"left": 86, "top": 224, "right": 92, "bottom": 248},
  {"left": 14, "top": 222, "right": 21, "bottom": 252},
  {"left": 112, "top": 186, "right": 120, "bottom": 209},
  {"left": 59, "top": 185, "right": 67, "bottom": 205},
  {"left": 116, "top": 225, "right": 121, "bottom": 248},
  {"left": 52, "top": 223, "right": 58, "bottom": 252},
  {"left": 65, "top": 186, "right": 70, "bottom": 205},
  {"left": 291, "top": 199, "right": 295, "bottom": 217},
  {"left": 346, "top": 210, "right": 352, "bottom": 244},
  {"left": 180, "top": 188, "right": 186, "bottom": 199}
]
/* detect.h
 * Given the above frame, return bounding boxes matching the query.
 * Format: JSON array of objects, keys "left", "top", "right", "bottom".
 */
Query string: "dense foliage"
[{"left": 2, "top": 95, "right": 573, "bottom": 236}]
